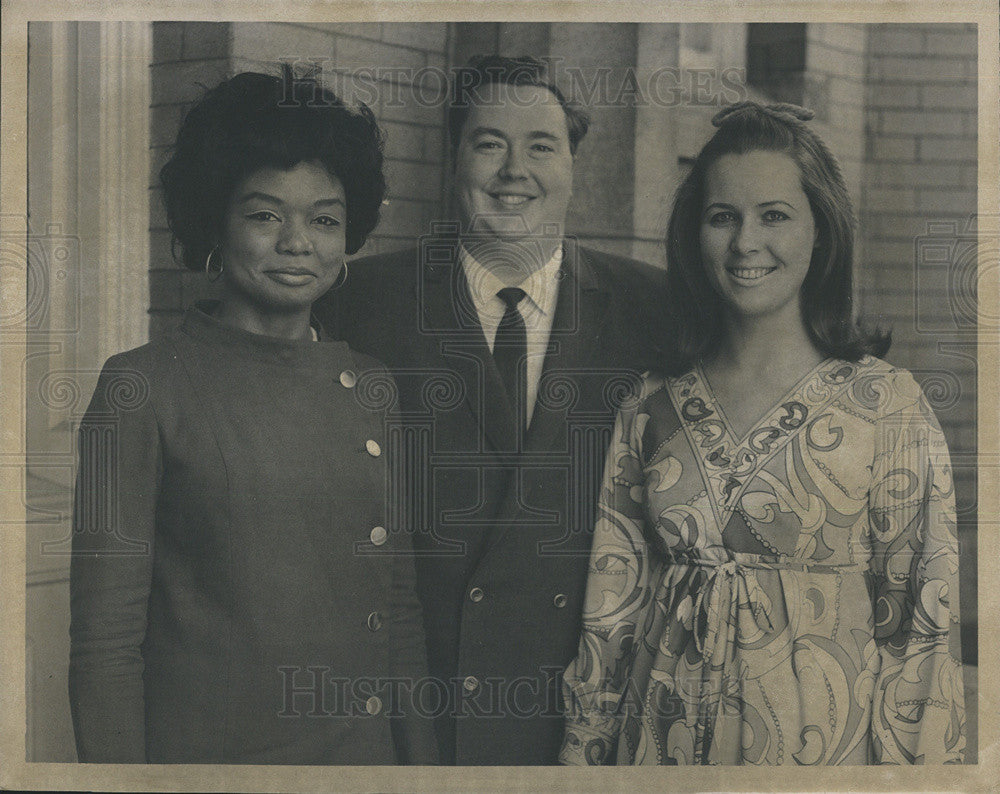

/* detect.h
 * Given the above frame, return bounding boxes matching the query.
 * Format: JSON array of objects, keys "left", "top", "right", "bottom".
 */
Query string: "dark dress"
[{"left": 69, "top": 303, "right": 435, "bottom": 764}]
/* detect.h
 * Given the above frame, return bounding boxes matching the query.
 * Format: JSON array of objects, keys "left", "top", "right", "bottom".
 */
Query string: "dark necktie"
[{"left": 493, "top": 287, "right": 527, "bottom": 430}]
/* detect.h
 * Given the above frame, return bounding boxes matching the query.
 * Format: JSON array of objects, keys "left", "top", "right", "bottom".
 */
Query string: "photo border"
[{"left": 2, "top": 1, "right": 997, "bottom": 791}]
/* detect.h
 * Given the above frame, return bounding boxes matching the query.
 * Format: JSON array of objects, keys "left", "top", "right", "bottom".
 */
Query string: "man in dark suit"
[{"left": 316, "top": 55, "right": 668, "bottom": 765}]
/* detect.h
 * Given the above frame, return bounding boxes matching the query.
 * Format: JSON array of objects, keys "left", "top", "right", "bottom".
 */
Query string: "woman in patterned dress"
[{"left": 560, "top": 102, "right": 965, "bottom": 765}]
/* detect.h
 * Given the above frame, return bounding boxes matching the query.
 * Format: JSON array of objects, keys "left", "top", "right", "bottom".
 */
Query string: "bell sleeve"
[
  {"left": 69, "top": 355, "right": 161, "bottom": 763},
  {"left": 560, "top": 389, "right": 660, "bottom": 765},
  {"left": 382, "top": 369, "right": 438, "bottom": 765},
  {"left": 867, "top": 384, "right": 965, "bottom": 764}
]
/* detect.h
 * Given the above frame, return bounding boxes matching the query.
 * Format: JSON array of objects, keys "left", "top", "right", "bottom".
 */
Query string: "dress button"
[
  {"left": 463, "top": 675, "right": 479, "bottom": 693},
  {"left": 365, "top": 696, "right": 382, "bottom": 715},
  {"left": 553, "top": 593, "right": 568, "bottom": 609},
  {"left": 370, "top": 526, "right": 388, "bottom": 546},
  {"left": 367, "top": 611, "right": 383, "bottom": 631},
  {"left": 469, "top": 587, "right": 485, "bottom": 603},
  {"left": 365, "top": 439, "right": 382, "bottom": 457},
  {"left": 340, "top": 370, "right": 357, "bottom": 388}
]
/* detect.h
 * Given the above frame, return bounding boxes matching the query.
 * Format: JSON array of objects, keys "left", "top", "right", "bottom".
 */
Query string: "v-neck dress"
[{"left": 560, "top": 356, "right": 965, "bottom": 765}]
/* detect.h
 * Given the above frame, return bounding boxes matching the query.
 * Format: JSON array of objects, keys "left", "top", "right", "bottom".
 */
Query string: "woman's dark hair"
[
  {"left": 447, "top": 55, "right": 590, "bottom": 157},
  {"left": 663, "top": 101, "right": 889, "bottom": 375},
  {"left": 160, "top": 67, "right": 386, "bottom": 268}
]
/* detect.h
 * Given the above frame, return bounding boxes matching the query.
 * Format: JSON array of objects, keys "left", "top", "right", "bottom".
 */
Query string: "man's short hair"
[{"left": 447, "top": 55, "right": 590, "bottom": 157}]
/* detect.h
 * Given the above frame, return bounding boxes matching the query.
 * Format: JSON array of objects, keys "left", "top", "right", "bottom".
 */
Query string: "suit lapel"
[
  {"left": 525, "top": 241, "right": 611, "bottom": 455},
  {"left": 420, "top": 246, "right": 519, "bottom": 454},
  {"left": 484, "top": 242, "right": 613, "bottom": 554}
]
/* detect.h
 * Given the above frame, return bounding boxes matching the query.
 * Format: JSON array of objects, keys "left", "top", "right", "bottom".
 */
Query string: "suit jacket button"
[
  {"left": 553, "top": 593, "right": 568, "bottom": 609},
  {"left": 365, "top": 439, "right": 382, "bottom": 457},
  {"left": 463, "top": 675, "right": 479, "bottom": 693},
  {"left": 469, "top": 587, "right": 485, "bottom": 603},
  {"left": 370, "top": 526, "right": 388, "bottom": 546},
  {"left": 366, "top": 696, "right": 382, "bottom": 715},
  {"left": 340, "top": 370, "right": 357, "bottom": 388},
  {"left": 367, "top": 611, "right": 383, "bottom": 631}
]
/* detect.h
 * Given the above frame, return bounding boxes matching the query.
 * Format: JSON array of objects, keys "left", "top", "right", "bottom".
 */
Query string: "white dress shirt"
[{"left": 460, "top": 244, "right": 563, "bottom": 428}]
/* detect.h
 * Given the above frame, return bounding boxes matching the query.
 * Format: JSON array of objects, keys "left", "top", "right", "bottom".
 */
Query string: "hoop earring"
[
  {"left": 205, "top": 246, "right": 224, "bottom": 282},
  {"left": 330, "top": 260, "right": 349, "bottom": 291}
]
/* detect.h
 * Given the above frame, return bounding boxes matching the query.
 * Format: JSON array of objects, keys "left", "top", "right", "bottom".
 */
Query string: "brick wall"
[
  {"left": 805, "top": 24, "right": 867, "bottom": 218},
  {"left": 148, "top": 22, "right": 230, "bottom": 336},
  {"left": 148, "top": 22, "right": 450, "bottom": 336},
  {"left": 859, "top": 23, "right": 978, "bottom": 669}
]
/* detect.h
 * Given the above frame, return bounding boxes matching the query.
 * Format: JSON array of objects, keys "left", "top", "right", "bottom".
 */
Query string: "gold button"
[
  {"left": 370, "top": 526, "right": 387, "bottom": 546},
  {"left": 463, "top": 675, "right": 479, "bottom": 693},
  {"left": 553, "top": 593, "right": 568, "bottom": 609},
  {"left": 365, "top": 439, "right": 381, "bottom": 457},
  {"left": 469, "top": 587, "right": 484, "bottom": 603},
  {"left": 367, "top": 611, "right": 383, "bottom": 631},
  {"left": 340, "top": 370, "right": 357, "bottom": 388},
  {"left": 365, "top": 695, "right": 382, "bottom": 715}
]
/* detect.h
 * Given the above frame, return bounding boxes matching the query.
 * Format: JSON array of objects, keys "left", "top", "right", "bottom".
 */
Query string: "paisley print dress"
[{"left": 560, "top": 357, "right": 965, "bottom": 765}]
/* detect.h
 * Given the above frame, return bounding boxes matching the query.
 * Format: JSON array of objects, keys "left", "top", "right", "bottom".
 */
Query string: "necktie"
[{"left": 493, "top": 287, "right": 527, "bottom": 430}]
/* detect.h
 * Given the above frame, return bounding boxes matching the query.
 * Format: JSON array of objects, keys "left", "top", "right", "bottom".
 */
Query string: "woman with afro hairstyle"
[{"left": 69, "top": 68, "right": 436, "bottom": 765}]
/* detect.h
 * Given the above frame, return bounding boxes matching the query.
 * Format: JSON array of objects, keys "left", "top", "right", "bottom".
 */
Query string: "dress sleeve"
[
  {"left": 69, "top": 355, "right": 161, "bottom": 763},
  {"left": 868, "top": 386, "right": 965, "bottom": 764},
  {"left": 560, "top": 391, "right": 659, "bottom": 765},
  {"left": 388, "top": 526, "right": 438, "bottom": 764},
  {"left": 384, "top": 370, "right": 438, "bottom": 765}
]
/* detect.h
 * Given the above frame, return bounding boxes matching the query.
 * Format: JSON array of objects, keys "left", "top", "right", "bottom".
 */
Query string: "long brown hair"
[{"left": 662, "top": 101, "right": 889, "bottom": 375}]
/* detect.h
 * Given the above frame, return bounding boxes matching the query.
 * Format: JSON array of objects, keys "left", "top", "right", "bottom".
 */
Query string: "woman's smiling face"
[
  {"left": 218, "top": 160, "right": 347, "bottom": 317},
  {"left": 699, "top": 149, "right": 817, "bottom": 324}
]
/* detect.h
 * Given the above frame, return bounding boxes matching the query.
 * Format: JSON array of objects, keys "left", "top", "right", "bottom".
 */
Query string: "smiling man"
[
  {"left": 451, "top": 76, "right": 574, "bottom": 283},
  {"left": 316, "top": 55, "right": 669, "bottom": 765}
]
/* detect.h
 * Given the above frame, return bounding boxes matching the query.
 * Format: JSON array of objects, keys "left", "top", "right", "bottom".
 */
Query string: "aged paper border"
[{"left": 2, "top": 0, "right": 997, "bottom": 791}]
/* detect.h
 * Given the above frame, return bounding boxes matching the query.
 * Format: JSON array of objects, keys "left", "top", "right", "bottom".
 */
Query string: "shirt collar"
[{"left": 460, "top": 243, "right": 563, "bottom": 318}]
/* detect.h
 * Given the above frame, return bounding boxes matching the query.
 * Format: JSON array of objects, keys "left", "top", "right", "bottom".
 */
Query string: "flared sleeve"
[
  {"left": 385, "top": 369, "right": 439, "bottom": 765},
  {"left": 69, "top": 354, "right": 161, "bottom": 762},
  {"left": 388, "top": 527, "right": 439, "bottom": 764},
  {"left": 867, "top": 380, "right": 965, "bottom": 764},
  {"left": 560, "top": 387, "right": 661, "bottom": 765}
]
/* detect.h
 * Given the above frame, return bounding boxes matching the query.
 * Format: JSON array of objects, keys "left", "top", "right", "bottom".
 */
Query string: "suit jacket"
[{"left": 315, "top": 236, "right": 669, "bottom": 764}]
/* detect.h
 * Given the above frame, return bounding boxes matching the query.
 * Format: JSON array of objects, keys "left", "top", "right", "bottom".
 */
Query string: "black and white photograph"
[{"left": 2, "top": 2, "right": 996, "bottom": 791}]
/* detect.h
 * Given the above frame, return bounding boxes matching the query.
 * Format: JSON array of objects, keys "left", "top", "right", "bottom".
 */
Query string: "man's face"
[{"left": 453, "top": 82, "right": 574, "bottom": 243}]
